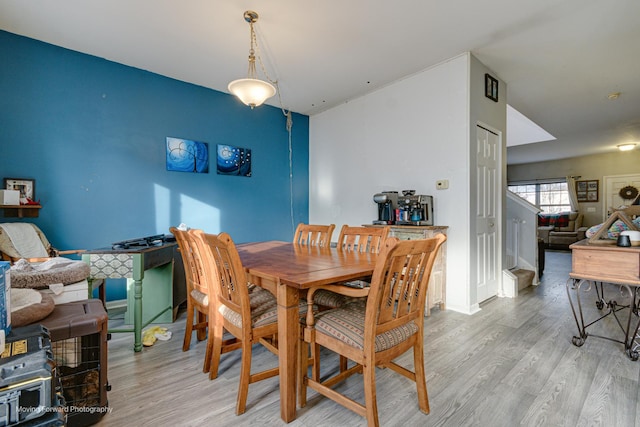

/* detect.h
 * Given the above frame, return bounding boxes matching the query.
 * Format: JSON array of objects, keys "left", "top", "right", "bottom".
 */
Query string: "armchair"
[
  {"left": 537, "top": 212, "right": 588, "bottom": 248},
  {"left": 0, "top": 223, "right": 84, "bottom": 262},
  {"left": 0, "top": 223, "right": 92, "bottom": 305}
]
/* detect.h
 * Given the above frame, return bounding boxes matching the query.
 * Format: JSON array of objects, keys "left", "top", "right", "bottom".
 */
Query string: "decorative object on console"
[
  {"left": 585, "top": 209, "right": 640, "bottom": 245},
  {"left": 166, "top": 137, "right": 209, "bottom": 173},
  {"left": 620, "top": 230, "right": 640, "bottom": 246}
]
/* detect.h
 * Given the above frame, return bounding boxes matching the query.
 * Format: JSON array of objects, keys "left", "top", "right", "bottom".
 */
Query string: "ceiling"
[{"left": 1, "top": 0, "right": 639, "bottom": 165}]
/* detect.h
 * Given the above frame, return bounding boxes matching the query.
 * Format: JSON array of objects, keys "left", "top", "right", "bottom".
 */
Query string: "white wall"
[
  {"left": 467, "top": 54, "right": 508, "bottom": 311},
  {"left": 309, "top": 53, "right": 474, "bottom": 313},
  {"left": 508, "top": 150, "right": 640, "bottom": 227},
  {"left": 506, "top": 191, "right": 540, "bottom": 281}
]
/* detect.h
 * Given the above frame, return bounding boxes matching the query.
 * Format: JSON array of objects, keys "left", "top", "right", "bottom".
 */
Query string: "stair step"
[{"left": 512, "top": 269, "right": 535, "bottom": 290}]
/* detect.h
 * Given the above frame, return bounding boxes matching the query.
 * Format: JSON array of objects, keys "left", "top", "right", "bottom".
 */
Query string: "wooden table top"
[
  {"left": 236, "top": 241, "right": 377, "bottom": 289},
  {"left": 570, "top": 239, "right": 640, "bottom": 286}
]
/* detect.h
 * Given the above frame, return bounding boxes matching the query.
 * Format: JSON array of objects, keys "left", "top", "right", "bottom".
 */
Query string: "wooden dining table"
[{"left": 236, "top": 241, "right": 378, "bottom": 423}]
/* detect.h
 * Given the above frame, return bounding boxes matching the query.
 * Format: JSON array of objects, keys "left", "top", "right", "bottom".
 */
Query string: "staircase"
[{"left": 512, "top": 268, "right": 535, "bottom": 290}]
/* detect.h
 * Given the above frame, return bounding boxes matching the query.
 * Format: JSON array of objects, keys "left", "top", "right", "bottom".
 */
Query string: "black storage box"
[
  {"left": 17, "top": 393, "right": 65, "bottom": 427},
  {"left": 0, "top": 325, "right": 62, "bottom": 426},
  {"left": 41, "top": 300, "right": 109, "bottom": 427}
]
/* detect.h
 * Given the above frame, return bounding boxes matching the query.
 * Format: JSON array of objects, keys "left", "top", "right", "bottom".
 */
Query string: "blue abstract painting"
[
  {"left": 166, "top": 137, "right": 209, "bottom": 173},
  {"left": 217, "top": 144, "right": 252, "bottom": 177}
]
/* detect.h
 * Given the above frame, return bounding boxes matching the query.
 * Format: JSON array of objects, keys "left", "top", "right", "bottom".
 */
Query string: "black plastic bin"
[{"left": 41, "top": 299, "right": 109, "bottom": 427}]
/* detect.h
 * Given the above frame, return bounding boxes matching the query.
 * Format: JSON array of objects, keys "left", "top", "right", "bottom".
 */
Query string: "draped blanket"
[
  {"left": 537, "top": 213, "right": 570, "bottom": 228},
  {"left": 0, "top": 223, "right": 49, "bottom": 258}
]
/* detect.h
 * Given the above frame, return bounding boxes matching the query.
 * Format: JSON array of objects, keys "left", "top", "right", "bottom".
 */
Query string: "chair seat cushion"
[
  {"left": 314, "top": 302, "right": 418, "bottom": 352},
  {"left": 312, "top": 280, "right": 370, "bottom": 308},
  {"left": 313, "top": 289, "right": 353, "bottom": 308},
  {"left": 220, "top": 287, "right": 312, "bottom": 329},
  {"left": 190, "top": 288, "right": 209, "bottom": 306}
]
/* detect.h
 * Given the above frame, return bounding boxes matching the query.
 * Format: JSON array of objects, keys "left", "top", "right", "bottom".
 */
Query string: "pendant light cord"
[{"left": 252, "top": 17, "right": 296, "bottom": 233}]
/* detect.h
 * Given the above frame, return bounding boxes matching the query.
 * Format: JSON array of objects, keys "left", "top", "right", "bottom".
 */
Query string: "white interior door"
[
  {"left": 475, "top": 125, "right": 500, "bottom": 302},
  {"left": 603, "top": 174, "right": 640, "bottom": 220}
]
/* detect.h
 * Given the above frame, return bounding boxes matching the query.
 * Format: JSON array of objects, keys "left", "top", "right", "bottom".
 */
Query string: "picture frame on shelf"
[
  {"left": 576, "top": 179, "right": 598, "bottom": 202},
  {"left": 4, "top": 178, "right": 35, "bottom": 203}
]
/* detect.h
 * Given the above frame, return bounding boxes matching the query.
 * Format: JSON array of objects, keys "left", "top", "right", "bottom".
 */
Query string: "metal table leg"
[{"left": 566, "top": 278, "right": 640, "bottom": 360}]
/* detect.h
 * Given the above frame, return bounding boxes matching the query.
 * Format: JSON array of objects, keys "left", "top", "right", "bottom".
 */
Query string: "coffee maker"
[
  {"left": 373, "top": 191, "right": 398, "bottom": 224},
  {"left": 396, "top": 191, "right": 434, "bottom": 226}
]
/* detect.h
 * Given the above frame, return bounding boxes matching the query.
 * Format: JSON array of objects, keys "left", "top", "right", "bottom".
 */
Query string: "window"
[{"left": 509, "top": 181, "right": 571, "bottom": 213}]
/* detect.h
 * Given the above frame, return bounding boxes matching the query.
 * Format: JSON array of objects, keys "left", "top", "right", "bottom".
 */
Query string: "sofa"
[{"left": 537, "top": 212, "right": 588, "bottom": 248}]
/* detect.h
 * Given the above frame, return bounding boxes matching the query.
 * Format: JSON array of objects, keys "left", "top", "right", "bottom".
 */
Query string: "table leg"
[
  {"left": 277, "top": 281, "right": 299, "bottom": 423},
  {"left": 566, "top": 278, "right": 588, "bottom": 346},
  {"left": 132, "top": 254, "right": 144, "bottom": 352},
  {"left": 567, "top": 278, "right": 640, "bottom": 361}
]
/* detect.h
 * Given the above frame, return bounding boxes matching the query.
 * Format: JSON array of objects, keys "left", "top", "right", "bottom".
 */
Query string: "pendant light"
[{"left": 228, "top": 11, "right": 276, "bottom": 108}]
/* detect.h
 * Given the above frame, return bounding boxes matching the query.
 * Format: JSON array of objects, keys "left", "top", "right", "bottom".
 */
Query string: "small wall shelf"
[{"left": 2, "top": 205, "right": 41, "bottom": 218}]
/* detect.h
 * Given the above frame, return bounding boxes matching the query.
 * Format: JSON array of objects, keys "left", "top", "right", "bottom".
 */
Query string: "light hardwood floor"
[{"left": 96, "top": 250, "right": 640, "bottom": 426}]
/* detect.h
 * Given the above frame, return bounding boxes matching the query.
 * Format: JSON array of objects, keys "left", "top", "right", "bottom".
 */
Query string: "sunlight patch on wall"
[
  {"left": 179, "top": 193, "right": 220, "bottom": 232},
  {"left": 154, "top": 184, "right": 171, "bottom": 234}
]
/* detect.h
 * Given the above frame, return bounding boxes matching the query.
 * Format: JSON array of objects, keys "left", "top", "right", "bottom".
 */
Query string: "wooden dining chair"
[
  {"left": 293, "top": 223, "right": 335, "bottom": 247},
  {"left": 170, "top": 227, "right": 208, "bottom": 352},
  {"left": 326, "top": 225, "right": 392, "bottom": 371},
  {"left": 171, "top": 227, "right": 241, "bottom": 376},
  {"left": 299, "top": 234, "right": 447, "bottom": 427},
  {"left": 292, "top": 223, "right": 347, "bottom": 308},
  {"left": 312, "top": 225, "right": 391, "bottom": 310},
  {"left": 336, "top": 225, "right": 390, "bottom": 254},
  {"left": 192, "top": 230, "right": 310, "bottom": 415}
]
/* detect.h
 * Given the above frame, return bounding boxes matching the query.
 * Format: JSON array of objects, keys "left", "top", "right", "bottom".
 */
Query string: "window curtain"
[{"left": 566, "top": 175, "right": 579, "bottom": 211}]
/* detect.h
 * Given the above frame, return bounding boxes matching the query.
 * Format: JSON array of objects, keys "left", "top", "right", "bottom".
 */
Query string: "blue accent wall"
[{"left": 0, "top": 30, "right": 309, "bottom": 299}]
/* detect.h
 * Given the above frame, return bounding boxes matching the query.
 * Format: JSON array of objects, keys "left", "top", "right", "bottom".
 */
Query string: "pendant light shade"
[
  {"left": 228, "top": 78, "right": 276, "bottom": 108},
  {"left": 229, "top": 11, "right": 277, "bottom": 108}
]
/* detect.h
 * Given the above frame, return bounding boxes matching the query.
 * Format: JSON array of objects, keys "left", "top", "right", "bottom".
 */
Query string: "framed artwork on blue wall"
[
  {"left": 217, "top": 144, "right": 252, "bottom": 177},
  {"left": 166, "top": 137, "right": 209, "bottom": 173}
]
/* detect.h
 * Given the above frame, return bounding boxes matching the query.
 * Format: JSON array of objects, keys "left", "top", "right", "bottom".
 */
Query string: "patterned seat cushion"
[
  {"left": 313, "top": 289, "right": 353, "bottom": 308},
  {"left": 313, "top": 302, "right": 419, "bottom": 352},
  {"left": 192, "top": 282, "right": 260, "bottom": 309},
  {"left": 190, "top": 288, "right": 208, "bottom": 306},
  {"left": 312, "top": 280, "right": 371, "bottom": 308},
  {"left": 221, "top": 287, "right": 311, "bottom": 328}
]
